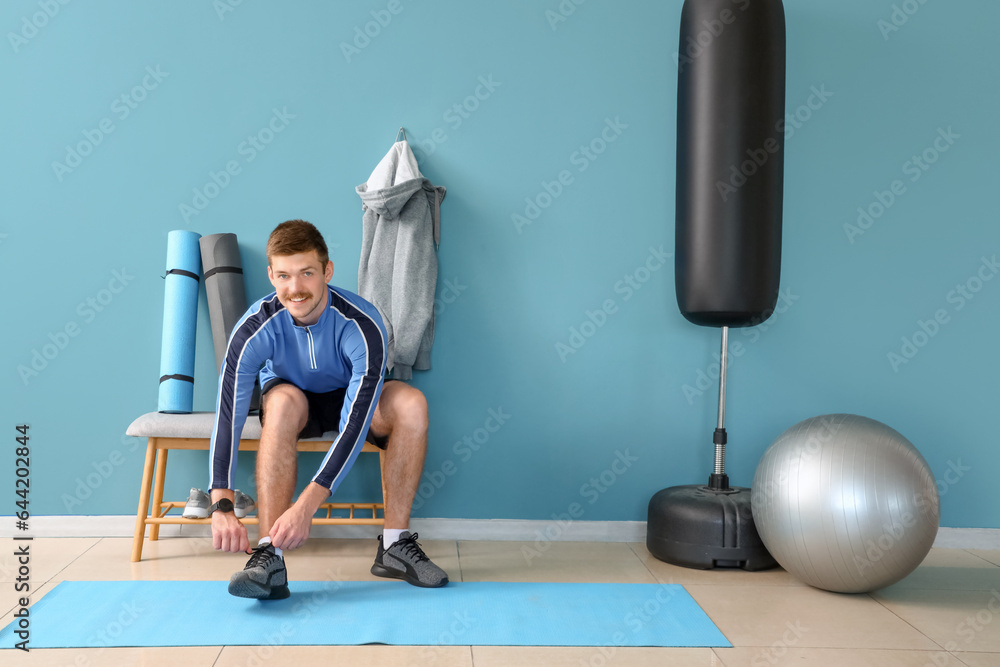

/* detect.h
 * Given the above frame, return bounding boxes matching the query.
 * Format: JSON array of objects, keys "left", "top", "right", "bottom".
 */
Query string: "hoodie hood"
[{"left": 356, "top": 139, "right": 444, "bottom": 245}]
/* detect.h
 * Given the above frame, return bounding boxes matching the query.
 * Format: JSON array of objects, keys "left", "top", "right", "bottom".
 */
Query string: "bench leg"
[
  {"left": 149, "top": 448, "right": 168, "bottom": 541},
  {"left": 379, "top": 449, "right": 388, "bottom": 523},
  {"left": 131, "top": 437, "right": 157, "bottom": 562}
]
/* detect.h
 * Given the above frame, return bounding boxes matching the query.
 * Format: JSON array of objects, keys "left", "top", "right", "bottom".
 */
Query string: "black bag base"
[{"left": 647, "top": 484, "right": 777, "bottom": 571}]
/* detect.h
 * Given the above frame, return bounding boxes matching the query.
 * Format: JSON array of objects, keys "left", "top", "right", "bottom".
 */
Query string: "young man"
[{"left": 208, "top": 219, "right": 447, "bottom": 599}]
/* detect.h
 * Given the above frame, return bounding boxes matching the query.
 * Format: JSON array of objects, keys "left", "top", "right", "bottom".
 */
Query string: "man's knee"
[
  {"left": 389, "top": 385, "right": 428, "bottom": 432},
  {"left": 262, "top": 384, "right": 308, "bottom": 434}
]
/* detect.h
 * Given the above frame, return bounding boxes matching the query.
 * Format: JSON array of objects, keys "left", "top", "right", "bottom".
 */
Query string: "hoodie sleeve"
[
  {"left": 209, "top": 313, "right": 272, "bottom": 491},
  {"left": 311, "top": 309, "right": 386, "bottom": 492}
]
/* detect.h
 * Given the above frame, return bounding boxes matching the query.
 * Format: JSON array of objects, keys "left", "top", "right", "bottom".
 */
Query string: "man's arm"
[
  {"left": 208, "top": 307, "right": 271, "bottom": 552},
  {"left": 311, "top": 310, "right": 386, "bottom": 493}
]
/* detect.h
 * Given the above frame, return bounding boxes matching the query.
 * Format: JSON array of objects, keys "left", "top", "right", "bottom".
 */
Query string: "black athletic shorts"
[{"left": 259, "top": 378, "right": 390, "bottom": 449}]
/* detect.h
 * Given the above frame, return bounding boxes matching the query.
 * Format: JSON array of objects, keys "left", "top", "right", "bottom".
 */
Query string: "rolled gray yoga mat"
[{"left": 199, "top": 233, "right": 260, "bottom": 412}]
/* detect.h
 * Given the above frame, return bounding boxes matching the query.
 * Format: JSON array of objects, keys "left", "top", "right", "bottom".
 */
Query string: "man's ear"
[
  {"left": 325, "top": 260, "right": 334, "bottom": 282},
  {"left": 267, "top": 264, "right": 275, "bottom": 287}
]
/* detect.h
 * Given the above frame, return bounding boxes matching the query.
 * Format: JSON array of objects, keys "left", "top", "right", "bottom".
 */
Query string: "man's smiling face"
[{"left": 267, "top": 250, "right": 334, "bottom": 326}]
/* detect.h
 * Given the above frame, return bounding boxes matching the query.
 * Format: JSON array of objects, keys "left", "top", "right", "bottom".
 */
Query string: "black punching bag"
[
  {"left": 647, "top": 0, "right": 785, "bottom": 571},
  {"left": 675, "top": 0, "right": 785, "bottom": 327}
]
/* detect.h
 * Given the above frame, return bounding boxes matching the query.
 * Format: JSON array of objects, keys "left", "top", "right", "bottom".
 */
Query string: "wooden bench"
[{"left": 127, "top": 411, "right": 385, "bottom": 562}]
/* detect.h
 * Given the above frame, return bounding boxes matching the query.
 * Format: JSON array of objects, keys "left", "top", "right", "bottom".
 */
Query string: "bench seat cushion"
[{"left": 126, "top": 411, "right": 339, "bottom": 441}]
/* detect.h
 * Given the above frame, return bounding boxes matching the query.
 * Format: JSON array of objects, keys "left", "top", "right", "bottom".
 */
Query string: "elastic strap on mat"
[
  {"left": 203, "top": 266, "right": 243, "bottom": 280},
  {"left": 159, "top": 374, "right": 194, "bottom": 384},
  {"left": 165, "top": 269, "right": 200, "bottom": 281}
]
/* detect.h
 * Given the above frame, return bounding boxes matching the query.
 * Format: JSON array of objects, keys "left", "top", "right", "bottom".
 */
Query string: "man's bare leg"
[
  {"left": 227, "top": 383, "right": 306, "bottom": 600},
  {"left": 368, "top": 381, "right": 447, "bottom": 587},
  {"left": 257, "top": 383, "right": 308, "bottom": 539},
  {"left": 370, "top": 381, "right": 428, "bottom": 529}
]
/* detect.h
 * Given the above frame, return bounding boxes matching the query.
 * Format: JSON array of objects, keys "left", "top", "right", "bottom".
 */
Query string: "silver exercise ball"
[{"left": 752, "top": 414, "right": 939, "bottom": 593}]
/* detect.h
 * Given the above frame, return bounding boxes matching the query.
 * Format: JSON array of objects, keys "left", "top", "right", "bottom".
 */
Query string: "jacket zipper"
[{"left": 304, "top": 326, "right": 317, "bottom": 369}]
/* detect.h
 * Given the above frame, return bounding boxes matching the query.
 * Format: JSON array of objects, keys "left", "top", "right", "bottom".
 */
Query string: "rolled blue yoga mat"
[{"left": 158, "top": 230, "right": 202, "bottom": 413}]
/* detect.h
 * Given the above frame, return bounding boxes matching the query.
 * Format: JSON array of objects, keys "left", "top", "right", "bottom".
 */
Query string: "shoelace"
[
  {"left": 394, "top": 533, "right": 429, "bottom": 563},
  {"left": 245, "top": 544, "right": 278, "bottom": 568}
]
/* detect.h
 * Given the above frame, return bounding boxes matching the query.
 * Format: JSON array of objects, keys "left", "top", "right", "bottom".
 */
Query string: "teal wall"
[{"left": 2, "top": 0, "right": 997, "bottom": 528}]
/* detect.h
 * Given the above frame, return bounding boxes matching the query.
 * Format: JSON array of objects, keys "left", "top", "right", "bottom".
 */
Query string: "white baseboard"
[
  {"left": 930, "top": 528, "right": 1000, "bottom": 550},
  {"left": 2, "top": 517, "right": 998, "bottom": 549}
]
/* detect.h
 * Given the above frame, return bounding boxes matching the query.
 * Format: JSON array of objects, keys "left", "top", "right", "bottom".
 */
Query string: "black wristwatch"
[{"left": 208, "top": 498, "right": 235, "bottom": 515}]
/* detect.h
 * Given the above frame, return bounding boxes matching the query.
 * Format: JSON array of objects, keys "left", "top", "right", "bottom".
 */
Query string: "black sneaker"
[
  {"left": 371, "top": 531, "right": 449, "bottom": 588},
  {"left": 228, "top": 543, "right": 290, "bottom": 600}
]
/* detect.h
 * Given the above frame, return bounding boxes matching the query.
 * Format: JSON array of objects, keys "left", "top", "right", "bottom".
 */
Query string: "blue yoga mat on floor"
[{"left": 0, "top": 581, "right": 730, "bottom": 648}]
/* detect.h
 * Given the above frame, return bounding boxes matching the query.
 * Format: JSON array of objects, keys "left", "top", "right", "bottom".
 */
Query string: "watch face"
[{"left": 216, "top": 498, "right": 234, "bottom": 512}]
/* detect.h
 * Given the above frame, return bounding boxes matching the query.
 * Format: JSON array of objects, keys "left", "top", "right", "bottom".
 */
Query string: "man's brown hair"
[{"left": 266, "top": 220, "right": 329, "bottom": 266}]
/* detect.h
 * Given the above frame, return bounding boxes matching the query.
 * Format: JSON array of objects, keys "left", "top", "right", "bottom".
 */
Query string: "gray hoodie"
[{"left": 356, "top": 140, "right": 445, "bottom": 380}]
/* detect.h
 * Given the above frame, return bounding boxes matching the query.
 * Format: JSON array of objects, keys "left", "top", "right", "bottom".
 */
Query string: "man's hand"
[
  {"left": 268, "top": 504, "right": 313, "bottom": 551},
  {"left": 269, "top": 482, "right": 330, "bottom": 551},
  {"left": 210, "top": 489, "right": 249, "bottom": 553},
  {"left": 212, "top": 511, "right": 249, "bottom": 553}
]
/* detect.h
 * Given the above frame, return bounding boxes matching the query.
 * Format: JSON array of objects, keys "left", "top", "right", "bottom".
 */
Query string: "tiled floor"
[{"left": 2, "top": 537, "right": 999, "bottom": 666}]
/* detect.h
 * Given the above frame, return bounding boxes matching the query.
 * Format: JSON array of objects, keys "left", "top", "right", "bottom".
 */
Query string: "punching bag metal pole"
[
  {"left": 717, "top": 327, "right": 727, "bottom": 435},
  {"left": 647, "top": 0, "right": 785, "bottom": 571},
  {"left": 711, "top": 327, "right": 729, "bottom": 485}
]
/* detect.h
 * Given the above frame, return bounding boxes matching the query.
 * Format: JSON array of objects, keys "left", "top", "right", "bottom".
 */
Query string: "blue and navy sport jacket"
[{"left": 209, "top": 284, "right": 387, "bottom": 492}]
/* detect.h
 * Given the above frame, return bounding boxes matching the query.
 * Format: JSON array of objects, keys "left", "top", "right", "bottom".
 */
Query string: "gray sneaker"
[
  {"left": 371, "top": 532, "right": 448, "bottom": 588},
  {"left": 228, "top": 543, "right": 289, "bottom": 600},
  {"left": 234, "top": 489, "right": 256, "bottom": 518},
  {"left": 181, "top": 488, "right": 210, "bottom": 519}
]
